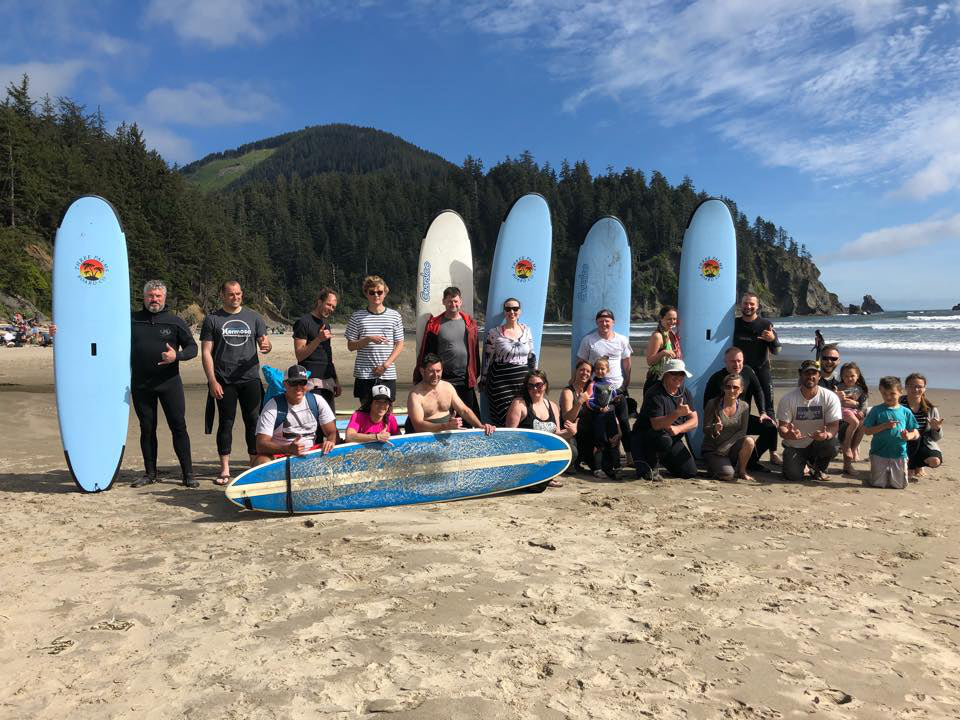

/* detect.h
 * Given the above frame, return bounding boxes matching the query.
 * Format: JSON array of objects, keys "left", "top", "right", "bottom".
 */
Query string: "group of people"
[
  {"left": 3, "top": 312, "right": 50, "bottom": 347},
  {"left": 115, "top": 275, "right": 943, "bottom": 492}
]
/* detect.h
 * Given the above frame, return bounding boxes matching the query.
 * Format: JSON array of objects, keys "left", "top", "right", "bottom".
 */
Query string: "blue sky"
[{"left": 3, "top": 1, "right": 959, "bottom": 310}]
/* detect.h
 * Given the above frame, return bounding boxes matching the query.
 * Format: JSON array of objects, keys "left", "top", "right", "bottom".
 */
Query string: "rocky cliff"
[
  {"left": 862, "top": 295, "right": 884, "bottom": 314},
  {"left": 741, "top": 255, "right": 843, "bottom": 317}
]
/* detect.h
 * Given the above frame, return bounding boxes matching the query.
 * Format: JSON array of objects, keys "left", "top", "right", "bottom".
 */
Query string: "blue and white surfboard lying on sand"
[
  {"left": 677, "top": 198, "right": 737, "bottom": 456},
  {"left": 225, "top": 428, "right": 571, "bottom": 514}
]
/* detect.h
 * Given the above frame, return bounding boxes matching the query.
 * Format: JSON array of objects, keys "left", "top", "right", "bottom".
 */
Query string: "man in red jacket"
[{"left": 414, "top": 286, "right": 481, "bottom": 416}]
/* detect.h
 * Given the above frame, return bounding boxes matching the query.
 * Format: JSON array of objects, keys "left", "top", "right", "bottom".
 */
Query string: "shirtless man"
[{"left": 407, "top": 353, "right": 495, "bottom": 435}]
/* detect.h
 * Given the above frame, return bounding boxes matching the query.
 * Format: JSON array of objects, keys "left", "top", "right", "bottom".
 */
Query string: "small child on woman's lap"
[
  {"left": 863, "top": 376, "right": 919, "bottom": 489},
  {"left": 584, "top": 357, "right": 621, "bottom": 479},
  {"left": 836, "top": 362, "right": 868, "bottom": 473}
]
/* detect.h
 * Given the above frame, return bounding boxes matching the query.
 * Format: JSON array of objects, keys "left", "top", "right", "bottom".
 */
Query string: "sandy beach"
[{"left": 1, "top": 331, "right": 958, "bottom": 718}]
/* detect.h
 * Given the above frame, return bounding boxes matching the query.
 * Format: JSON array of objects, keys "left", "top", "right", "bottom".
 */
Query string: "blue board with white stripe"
[
  {"left": 677, "top": 198, "right": 737, "bottom": 456},
  {"left": 570, "top": 216, "right": 632, "bottom": 370},
  {"left": 53, "top": 196, "right": 131, "bottom": 493},
  {"left": 225, "top": 428, "right": 571, "bottom": 514}
]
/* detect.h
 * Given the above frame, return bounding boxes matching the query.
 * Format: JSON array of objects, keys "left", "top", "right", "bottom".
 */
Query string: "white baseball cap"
[{"left": 659, "top": 358, "right": 692, "bottom": 378}]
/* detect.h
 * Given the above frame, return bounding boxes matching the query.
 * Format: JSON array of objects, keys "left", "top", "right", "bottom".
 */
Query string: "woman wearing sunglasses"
[
  {"left": 480, "top": 298, "right": 535, "bottom": 426},
  {"left": 701, "top": 373, "right": 755, "bottom": 482},
  {"left": 505, "top": 369, "right": 576, "bottom": 488}
]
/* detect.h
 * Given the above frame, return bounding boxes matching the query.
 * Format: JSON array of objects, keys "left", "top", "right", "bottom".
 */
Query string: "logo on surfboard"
[
  {"left": 699, "top": 257, "right": 723, "bottom": 281},
  {"left": 513, "top": 257, "right": 535, "bottom": 281},
  {"left": 420, "top": 261, "right": 431, "bottom": 302},
  {"left": 76, "top": 256, "right": 107, "bottom": 284}
]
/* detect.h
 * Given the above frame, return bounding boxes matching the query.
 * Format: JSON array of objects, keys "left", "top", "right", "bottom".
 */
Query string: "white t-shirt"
[
  {"left": 256, "top": 394, "right": 335, "bottom": 448},
  {"left": 576, "top": 331, "right": 633, "bottom": 387},
  {"left": 776, "top": 386, "right": 842, "bottom": 449}
]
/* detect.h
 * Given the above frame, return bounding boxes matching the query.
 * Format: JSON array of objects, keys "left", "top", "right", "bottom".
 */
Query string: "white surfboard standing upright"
[{"left": 415, "top": 210, "right": 473, "bottom": 352}]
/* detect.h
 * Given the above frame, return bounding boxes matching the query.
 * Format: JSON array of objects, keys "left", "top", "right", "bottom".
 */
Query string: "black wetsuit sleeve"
[
  {"left": 744, "top": 366, "right": 767, "bottom": 415},
  {"left": 176, "top": 319, "right": 198, "bottom": 362}
]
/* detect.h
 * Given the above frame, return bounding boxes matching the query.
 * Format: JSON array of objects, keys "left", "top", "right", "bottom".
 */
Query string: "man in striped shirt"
[{"left": 345, "top": 275, "right": 405, "bottom": 401}]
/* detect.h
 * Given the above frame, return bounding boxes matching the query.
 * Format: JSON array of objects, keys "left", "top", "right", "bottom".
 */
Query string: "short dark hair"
[
  {"left": 316, "top": 288, "right": 337, "bottom": 303},
  {"left": 421, "top": 352, "right": 442, "bottom": 368},
  {"left": 879, "top": 375, "right": 902, "bottom": 391},
  {"left": 220, "top": 280, "right": 241, "bottom": 294},
  {"left": 821, "top": 343, "right": 840, "bottom": 356},
  {"left": 442, "top": 286, "right": 461, "bottom": 300},
  {"left": 724, "top": 346, "right": 744, "bottom": 358}
]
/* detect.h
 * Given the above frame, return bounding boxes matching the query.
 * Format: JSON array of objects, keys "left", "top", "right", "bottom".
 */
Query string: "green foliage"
[
  {"left": 3, "top": 75, "right": 823, "bottom": 319},
  {"left": 182, "top": 148, "right": 276, "bottom": 192}
]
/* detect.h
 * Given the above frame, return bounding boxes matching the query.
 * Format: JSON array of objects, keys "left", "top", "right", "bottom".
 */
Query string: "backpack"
[{"left": 272, "top": 392, "right": 321, "bottom": 431}]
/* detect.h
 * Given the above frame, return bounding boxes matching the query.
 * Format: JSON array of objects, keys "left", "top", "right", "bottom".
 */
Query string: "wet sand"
[{"left": 1, "top": 332, "right": 958, "bottom": 718}]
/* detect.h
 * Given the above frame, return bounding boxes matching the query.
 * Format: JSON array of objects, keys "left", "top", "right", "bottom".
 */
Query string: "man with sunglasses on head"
[
  {"left": 345, "top": 275, "right": 405, "bottom": 402},
  {"left": 252, "top": 364, "right": 337, "bottom": 466}
]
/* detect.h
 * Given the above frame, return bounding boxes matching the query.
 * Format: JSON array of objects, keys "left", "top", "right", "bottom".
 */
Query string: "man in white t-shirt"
[
  {"left": 576, "top": 308, "right": 634, "bottom": 463},
  {"left": 776, "top": 359, "right": 841, "bottom": 482},
  {"left": 253, "top": 365, "right": 338, "bottom": 466}
]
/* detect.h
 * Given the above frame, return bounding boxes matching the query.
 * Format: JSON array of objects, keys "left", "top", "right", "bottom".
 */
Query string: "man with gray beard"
[{"left": 130, "top": 280, "right": 199, "bottom": 488}]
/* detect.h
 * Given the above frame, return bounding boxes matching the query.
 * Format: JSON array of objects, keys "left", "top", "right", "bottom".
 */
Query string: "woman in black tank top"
[{"left": 505, "top": 370, "right": 577, "bottom": 488}]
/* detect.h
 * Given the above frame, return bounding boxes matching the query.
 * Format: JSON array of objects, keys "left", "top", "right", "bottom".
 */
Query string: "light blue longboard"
[
  {"left": 570, "top": 216, "right": 632, "bottom": 369},
  {"left": 225, "top": 429, "right": 571, "bottom": 514},
  {"left": 481, "top": 194, "right": 552, "bottom": 421},
  {"left": 678, "top": 198, "right": 737, "bottom": 457},
  {"left": 53, "top": 196, "right": 131, "bottom": 492}
]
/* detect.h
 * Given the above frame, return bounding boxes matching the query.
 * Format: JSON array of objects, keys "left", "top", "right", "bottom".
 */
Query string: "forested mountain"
[{"left": 1, "top": 76, "right": 842, "bottom": 322}]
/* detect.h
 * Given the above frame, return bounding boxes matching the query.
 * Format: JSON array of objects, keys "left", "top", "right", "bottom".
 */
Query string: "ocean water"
[{"left": 542, "top": 309, "right": 960, "bottom": 389}]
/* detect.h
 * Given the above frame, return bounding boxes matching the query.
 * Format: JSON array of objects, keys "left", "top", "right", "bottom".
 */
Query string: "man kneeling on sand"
[
  {"left": 252, "top": 365, "right": 339, "bottom": 466},
  {"left": 406, "top": 353, "right": 495, "bottom": 435}
]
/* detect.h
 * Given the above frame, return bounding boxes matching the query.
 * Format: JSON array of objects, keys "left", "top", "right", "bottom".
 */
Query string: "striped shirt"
[{"left": 345, "top": 308, "right": 404, "bottom": 380}]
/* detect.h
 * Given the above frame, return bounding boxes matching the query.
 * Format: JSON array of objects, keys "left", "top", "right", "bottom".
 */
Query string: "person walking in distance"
[
  {"left": 293, "top": 288, "right": 341, "bottom": 411},
  {"left": 345, "top": 275, "right": 404, "bottom": 402},
  {"left": 201, "top": 280, "right": 272, "bottom": 486},
  {"left": 734, "top": 291, "right": 781, "bottom": 463}
]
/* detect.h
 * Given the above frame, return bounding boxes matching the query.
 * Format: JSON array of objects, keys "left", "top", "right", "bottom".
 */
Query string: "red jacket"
[{"left": 413, "top": 312, "right": 480, "bottom": 387}]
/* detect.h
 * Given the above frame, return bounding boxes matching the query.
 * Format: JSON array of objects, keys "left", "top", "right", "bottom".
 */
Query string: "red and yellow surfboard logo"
[
  {"left": 513, "top": 257, "right": 535, "bottom": 281},
  {"left": 76, "top": 257, "right": 107, "bottom": 283},
  {"left": 699, "top": 257, "right": 722, "bottom": 280}
]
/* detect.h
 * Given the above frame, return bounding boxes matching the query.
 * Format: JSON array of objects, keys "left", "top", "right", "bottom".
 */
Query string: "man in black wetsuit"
[
  {"left": 130, "top": 280, "right": 199, "bottom": 488},
  {"left": 733, "top": 291, "right": 782, "bottom": 464},
  {"left": 703, "top": 346, "right": 779, "bottom": 468},
  {"left": 292, "top": 288, "right": 341, "bottom": 411}
]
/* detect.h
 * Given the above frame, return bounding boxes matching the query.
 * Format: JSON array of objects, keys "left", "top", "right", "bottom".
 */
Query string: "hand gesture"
[
  {"left": 676, "top": 402, "right": 692, "bottom": 418},
  {"left": 783, "top": 421, "right": 804, "bottom": 441},
  {"left": 258, "top": 336, "right": 272, "bottom": 353},
  {"left": 929, "top": 416, "right": 943, "bottom": 432},
  {"left": 209, "top": 379, "right": 224, "bottom": 400},
  {"left": 158, "top": 343, "right": 177, "bottom": 365},
  {"left": 287, "top": 438, "right": 307, "bottom": 456},
  {"left": 759, "top": 326, "right": 776, "bottom": 342},
  {"left": 712, "top": 413, "right": 723, "bottom": 435},
  {"left": 320, "top": 328, "right": 332, "bottom": 341}
]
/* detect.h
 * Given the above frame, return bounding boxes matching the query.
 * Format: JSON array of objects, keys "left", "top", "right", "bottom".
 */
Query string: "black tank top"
[{"left": 519, "top": 398, "right": 557, "bottom": 433}]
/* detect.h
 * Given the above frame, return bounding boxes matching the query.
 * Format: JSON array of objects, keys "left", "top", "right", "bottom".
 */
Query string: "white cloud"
[
  {"left": 824, "top": 213, "right": 960, "bottom": 262},
  {"left": 145, "top": 0, "right": 304, "bottom": 47},
  {"left": 137, "top": 123, "right": 195, "bottom": 166},
  {"left": 0, "top": 60, "right": 88, "bottom": 98},
  {"left": 141, "top": 82, "right": 277, "bottom": 126},
  {"left": 449, "top": 0, "right": 960, "bottom": 199}
]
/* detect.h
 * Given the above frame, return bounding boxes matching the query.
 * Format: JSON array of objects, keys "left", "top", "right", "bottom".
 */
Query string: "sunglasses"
[
  {"left": 504, "top": 306, "right": 520, "bottom": 312},
  {"left": 286, "top": 380, "right": 308, "bottom": 387},
  {"left": 367, "top": 289, "right": 385, "bottom": 296},
  {"left": 723, "top": 384, "right": 741, "bottom": 390},
  {"left": 527, "top": 381, "right": 545, "bottom": 389},
  {"left": 821, "top": 356, "right": 839, "bottom": 361}
]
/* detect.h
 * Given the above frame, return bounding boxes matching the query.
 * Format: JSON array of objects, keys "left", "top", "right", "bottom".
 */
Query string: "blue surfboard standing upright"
[
  {"left": 53, "top": 196, "right": 131, "bottom": 492},
  {"left": 677, "top": 199, "right": 737, "bottom": 457},
  {"left": 570, "top": 216, "right": 632, "bottom": 370},
  {"left": 480, "top": 193, "right": 553, "bottom": 422}
]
